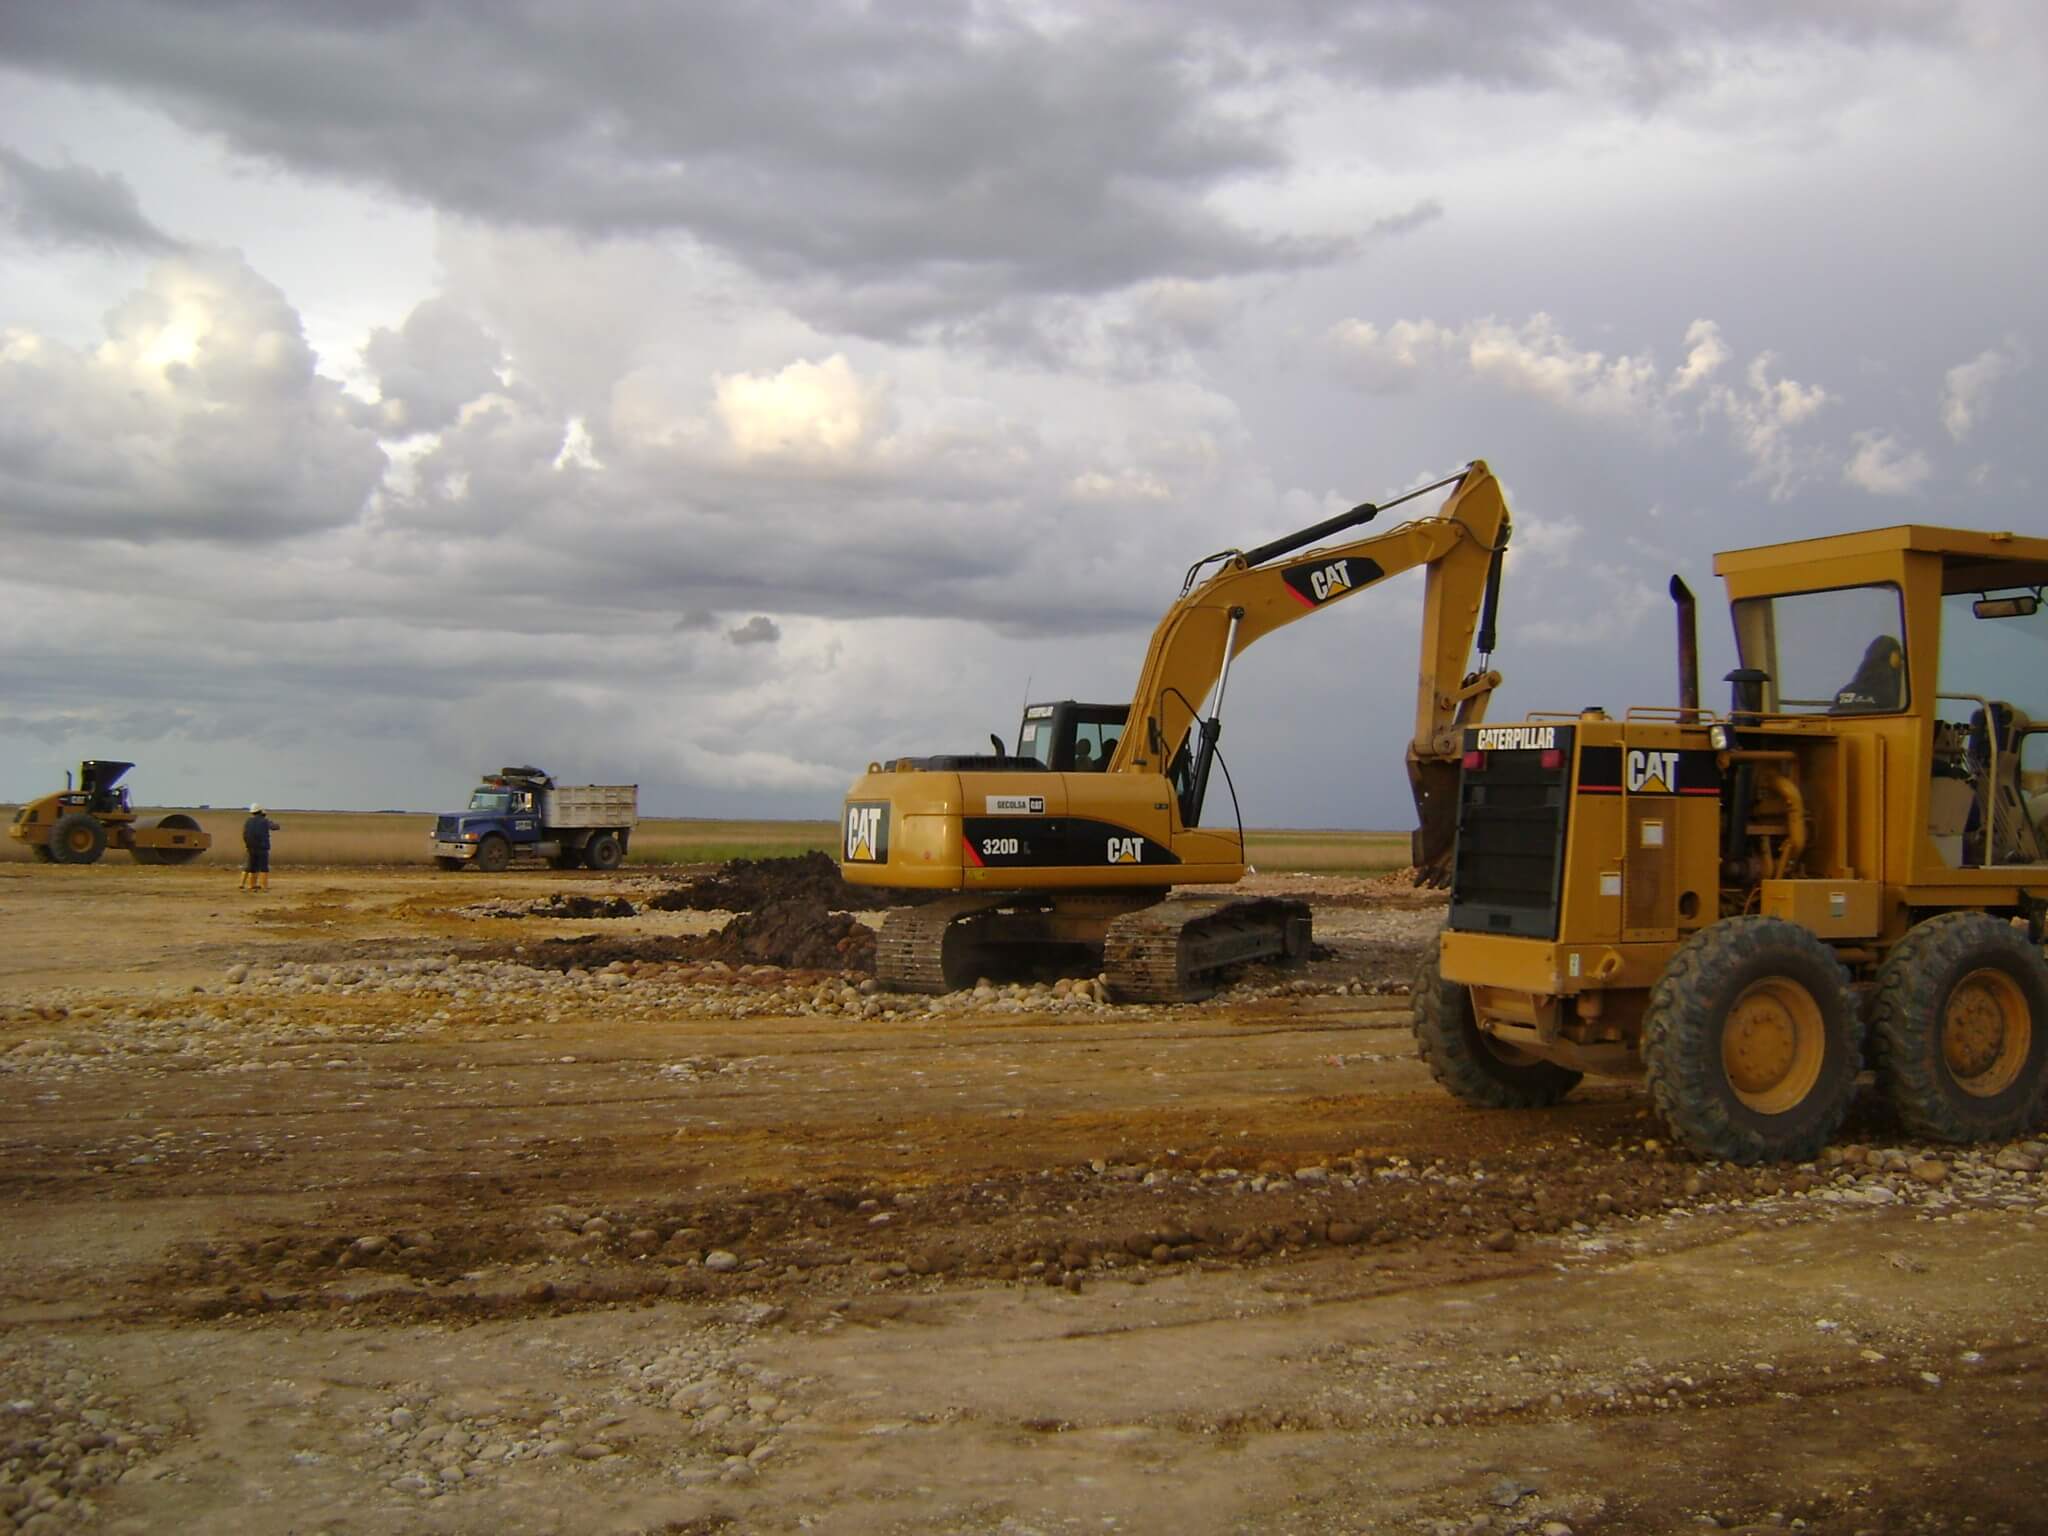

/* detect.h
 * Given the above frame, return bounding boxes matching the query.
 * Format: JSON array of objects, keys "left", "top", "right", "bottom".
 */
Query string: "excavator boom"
[{"left": 1104, "top": 460, "right": 1510, "bottom": 871}]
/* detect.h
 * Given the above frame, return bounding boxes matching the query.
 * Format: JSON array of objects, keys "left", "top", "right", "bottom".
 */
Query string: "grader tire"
[
  {"left": 48, "top": 813, "right": 108, "bottom": 866},
  {"left": 1643, "top": 917, "right": 1860, "bottom": 1164},
  {"left": 1411, "top": 952, "right": 1582, "bottom": 1109},
  {"left": 30, "top": 844, "right": 54, "bottom": 863},
  {"left": 1868, "top": 912, "right": 2048, "bottom": 1143}
]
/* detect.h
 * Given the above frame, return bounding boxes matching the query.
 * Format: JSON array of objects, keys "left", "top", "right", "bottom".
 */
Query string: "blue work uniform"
[{"left": 243, "top": 815, "right": 279, "bottom": 873}]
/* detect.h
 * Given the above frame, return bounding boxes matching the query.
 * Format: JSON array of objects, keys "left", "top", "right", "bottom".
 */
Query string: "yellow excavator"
[{"left": 839, "top": 459, "right": 1515, "bottom": 1000}]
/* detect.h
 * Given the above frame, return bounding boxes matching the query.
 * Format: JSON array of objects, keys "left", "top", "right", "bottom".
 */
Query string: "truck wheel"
[
  {"left": 1868, "top": 912, "right": 2048, "bottom": 1143},
  {"left": 434, "top": 857, "right": 465, "bottom": 871},
  {"left": 48, "top": 813, "right": 108, "bottom": 865},
  {"left": 1411, "top": 952, "right": 1582, "bottom": 1108},
  {"left": 1642, "top": 916, "right": 1860, "bottom": 1164},
  {"left": 584, "top": 832, "right": 623, "bottom": 872},
  {"left": 474, "top": 836, "right": 512, "bottom": 874},
  {"left": 30, "top": 844, "right": 54, "bottom": 862},
  {"left": 550, "top": 848, "right": 584, "bottom": 870}
]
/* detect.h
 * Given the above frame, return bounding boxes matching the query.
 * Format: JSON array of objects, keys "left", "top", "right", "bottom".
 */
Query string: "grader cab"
[
  {"left": 1419, "top": 524, "right": 2048, "bottom": 1162},
  {"left": 9, "top": 761, "right": 212, "bottom": 866}
]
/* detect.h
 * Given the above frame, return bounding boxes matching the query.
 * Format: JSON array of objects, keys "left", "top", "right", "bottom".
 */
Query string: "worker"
[
  {"left": 1073, "top": 740, "right": 1096, "bottom": 771},
  {"left": 240, "top": 803, "right": 279, "bottom": 892}
]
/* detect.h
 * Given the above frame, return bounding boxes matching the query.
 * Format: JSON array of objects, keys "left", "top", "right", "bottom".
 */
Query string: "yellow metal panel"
[
  {"left": 1759, "top": 879, "right": 1883, "bottom": 939},
  {"left": 1438, "top": 931, "right": 1674, "bottom": 996},
  {"left": 1622, "top": 799, "right": 1673, "bottom": 939}
]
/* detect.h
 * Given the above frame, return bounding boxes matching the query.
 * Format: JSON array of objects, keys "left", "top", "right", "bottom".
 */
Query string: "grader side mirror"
[{"left": 1974, "top": 593, "right": 2040, "bottom": 619}]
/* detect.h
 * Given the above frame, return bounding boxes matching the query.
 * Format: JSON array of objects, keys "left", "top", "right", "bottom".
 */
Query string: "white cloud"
[
  {"left": 1940, "top": 339, "right": 2028, "bottom": 442},
  {"left": 1670, "top": 318, "right": 1729, "bottom": 393},
  {"left": 1327, "top": 318, "right": 1458, "bottom": 393},
  {"left": 1705, "top": 353, "right": 1832, "bottom": 500},
  {"left": 1335, "top": 311, "right": 1672, "bottom": 417},
  {"left": 0, "top": 251, "right": 383, "bottom": 539},
  {"left": 1464, "top": 313, "right": 1662, "bottom": 419},
  {"left": 1333, "top": 312, "right": 1834, "bottom": 496},
  {"left": 1068, "top": 468, "right": 1172, "bottom": 504},
  {"left": 713, "top": 353, "right": 889, "bottom": 462},
  {"left": 1843, "top": 430, "right": 1932, "bottom": 496}
]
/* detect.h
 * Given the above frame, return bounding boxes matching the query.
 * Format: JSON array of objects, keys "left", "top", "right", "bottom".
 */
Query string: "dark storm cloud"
[
  {"left": 1197, "top": 0, "right": 1958, "bottom": 99},
  {"left": 0, "top": 1, "right": 1319, "bottom": 330},
  {"left": 726, "top": 615, "right": 780, "bottom": 646},
  {"left": 0, "top": 145, "right": 182, "bottom": 252}
]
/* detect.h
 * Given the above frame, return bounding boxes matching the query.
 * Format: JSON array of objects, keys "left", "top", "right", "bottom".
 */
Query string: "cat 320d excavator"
[{"left": 838, "top": 459, "right": 1514, "bottom": 1001}]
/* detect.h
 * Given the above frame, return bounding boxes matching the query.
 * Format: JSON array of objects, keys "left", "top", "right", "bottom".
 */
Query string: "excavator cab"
[{"left": 1014, "top": 702, "right": 1127, "bottom": 772}]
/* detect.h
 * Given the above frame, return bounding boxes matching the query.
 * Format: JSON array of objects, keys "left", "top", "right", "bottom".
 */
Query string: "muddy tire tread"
[
  {"left": 1642, "top": 916, "right": 1859, "bottom": 1165},
  {"left": 1867, "top": 911, "right": 2048, "bottom": 1142},
  {"left": 1410, "top": 953, "right": 1582, "bottom": 1108}
]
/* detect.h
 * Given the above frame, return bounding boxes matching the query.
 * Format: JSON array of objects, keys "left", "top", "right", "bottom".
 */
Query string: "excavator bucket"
[{"left": 1407, "top": 754, "right": 1460, "bottom": 889}]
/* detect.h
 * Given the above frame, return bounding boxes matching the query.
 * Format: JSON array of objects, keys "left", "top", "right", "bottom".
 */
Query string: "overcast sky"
[{"left": 2, "top": 1, "right": 2043, "bottom": 827}]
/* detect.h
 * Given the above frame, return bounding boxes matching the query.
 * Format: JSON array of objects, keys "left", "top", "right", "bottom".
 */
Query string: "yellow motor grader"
[
  {"left": 9, "top": 760, "right": 211, "bottom": 866},
  {"left": 1420, "top": 524, "right": 2048, "bottom": 1162}
]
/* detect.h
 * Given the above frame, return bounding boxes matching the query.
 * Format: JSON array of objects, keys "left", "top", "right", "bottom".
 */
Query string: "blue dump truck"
[{"left": 431, "top": 766, "right": 638, "bottom": 873}]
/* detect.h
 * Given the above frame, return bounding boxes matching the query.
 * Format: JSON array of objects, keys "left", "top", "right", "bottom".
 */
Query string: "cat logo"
[
  {"left": 1307, "top": 560, "right": 1354, "bottom": 602},
  {"left": 844, "top": 802, "right": 888, "bottom": 862},
  {"left": 1626, "top": 749, "right": 1680, "bottom": 794},
  {"left": 1283, "top": 554, "right": 1383, "bottom": 608},
  {"left": 1107, "top": 836, "right": 1144, "bottom": 864}
]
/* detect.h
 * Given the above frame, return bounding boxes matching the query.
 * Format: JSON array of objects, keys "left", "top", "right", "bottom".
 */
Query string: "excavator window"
[{"left": 1013, "top": 702, "right": 1129, "bottom": 771}]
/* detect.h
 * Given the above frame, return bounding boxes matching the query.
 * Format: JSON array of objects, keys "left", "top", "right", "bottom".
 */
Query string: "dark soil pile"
[
  {"left": 539, "top": 894, "right": 639, "bottom": 919},
  {"left": 507, "top": 897, "right": 877, "bottom": 975},
  {"left": 646, "top": 851, "right": 919, "bottom": 914},
  {"left": 709, "top": 898, "right": 877, "bottom": 970}
]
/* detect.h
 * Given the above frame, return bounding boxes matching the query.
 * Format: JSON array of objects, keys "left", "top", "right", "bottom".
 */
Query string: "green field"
[{"left": 3, "top": 808, "right": 1409, "bottom": 872}]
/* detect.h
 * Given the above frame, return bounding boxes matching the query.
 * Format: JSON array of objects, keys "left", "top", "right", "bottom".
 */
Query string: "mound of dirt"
[
  {"left": 646, "top": 851, "right": 920, "bottom": 914},
  {"left": 511, "top": 897, "right": 877, "bottom": 974},
  {"left": 712, "top": 898, "right": 877, "bottom": 971}
]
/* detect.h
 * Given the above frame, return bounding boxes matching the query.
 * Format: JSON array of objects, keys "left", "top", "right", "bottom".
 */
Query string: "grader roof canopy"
[{"left": 1715, "top": 523, "right": 2048, "bottom": 593}]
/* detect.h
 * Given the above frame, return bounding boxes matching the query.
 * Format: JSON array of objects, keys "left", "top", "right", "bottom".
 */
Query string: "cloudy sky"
[{"left": 2, "top": 1, "right": 2043, "bottom": 827}]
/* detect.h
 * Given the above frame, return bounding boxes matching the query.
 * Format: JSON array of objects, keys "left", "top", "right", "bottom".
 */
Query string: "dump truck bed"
[{"left": 540, "top": 785, "right": 637, "bottom": 828}]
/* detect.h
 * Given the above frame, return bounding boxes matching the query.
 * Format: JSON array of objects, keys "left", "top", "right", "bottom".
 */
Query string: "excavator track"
[
  {"left": 875, "top": 895, "right": 1015, "bottom": 994},
  {"left": 1101, "top": 898, "right": 1312, "bottom": 1003}
]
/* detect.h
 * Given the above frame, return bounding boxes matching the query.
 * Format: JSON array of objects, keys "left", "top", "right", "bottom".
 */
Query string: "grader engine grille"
[{"left": 1448, "top": 725, "right": 1571, "bottom": 939}]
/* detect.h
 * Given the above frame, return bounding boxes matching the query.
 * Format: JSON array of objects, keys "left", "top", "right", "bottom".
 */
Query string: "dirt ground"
[{"left": 2, "top": 861, "right": 2044, "bottom": 1536}]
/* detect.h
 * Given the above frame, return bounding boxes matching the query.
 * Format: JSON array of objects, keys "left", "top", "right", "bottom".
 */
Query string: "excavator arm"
[{"left": 1104, "top": 459, "right": 1512, "bottom": 882}]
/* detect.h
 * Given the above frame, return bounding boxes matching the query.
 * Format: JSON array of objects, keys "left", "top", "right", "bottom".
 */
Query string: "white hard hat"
[{"left": 250, "top": 803, "right": 263, "bottom": 813}]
